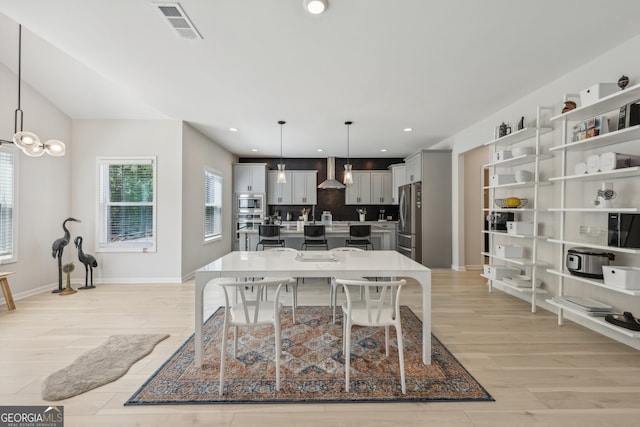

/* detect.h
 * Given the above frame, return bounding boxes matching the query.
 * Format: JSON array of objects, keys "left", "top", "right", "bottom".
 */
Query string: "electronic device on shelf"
[{"left": 608, "top": 213, "right": 640, "bottom": 249}]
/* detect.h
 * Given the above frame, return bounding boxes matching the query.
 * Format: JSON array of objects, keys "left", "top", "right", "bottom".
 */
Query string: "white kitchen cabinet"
[
  {"left": 267, "top": 171, "right": 293, "bottom": 205},
  {"left": 481, "top": 106, "right": 553, "bottom": 312},
  {"left": 404, "top": 152, "right": 422, "bottom": 183},
  {"left": 389, "top": 164, "right": 406, "bottom": 205},
  {"left": 345, "top": 171, "right": 392, "bottom": 205},
  {"left": 292, "top": 171, "right": 317, "bottom": 205},
  {"left": 545, "top": 83, "right": 640, "bottom": 341},
  {"left": 233, "top": 163, "right": 266, "bottom": 193},
  {"left": 371, "top": 171, "right": 392, "bottom": 204},
  {"left": 267, "top": 170, "right": 317, "bottom": 205},
  {"left": 345, "top": 172, "right": 371, "bottom": 205}
]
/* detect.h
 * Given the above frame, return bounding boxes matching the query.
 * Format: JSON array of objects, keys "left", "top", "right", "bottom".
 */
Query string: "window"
[
  {"left": 97, "top": 157, "right": 156, "bottom": 252},
  {"left": 0, "top": 149, "right": 16, "bottom": 263},
  {"left": 204, "top": 169, "right": 223, "bottom": 241}
]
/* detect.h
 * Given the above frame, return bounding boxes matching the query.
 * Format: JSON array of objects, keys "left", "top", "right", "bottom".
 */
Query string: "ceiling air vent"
[{"left": 152, "top": 2, "right": 202, "bottom": 40}]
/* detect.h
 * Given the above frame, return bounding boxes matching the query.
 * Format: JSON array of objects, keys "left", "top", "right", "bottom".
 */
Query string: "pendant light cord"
[
  {"left": 345, "top": 121, "right": 352, "bottom": 164},
  {"left": 278, "top": 120, "right": 285, "bottom": 164},
  {"left": 14, "top": 24, "right": 23, "bottom": 134}
]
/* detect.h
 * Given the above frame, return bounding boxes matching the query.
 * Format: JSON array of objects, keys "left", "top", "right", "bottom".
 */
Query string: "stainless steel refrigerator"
[{"left": 397, "top": 182, "right": 422, "bottom": 262}]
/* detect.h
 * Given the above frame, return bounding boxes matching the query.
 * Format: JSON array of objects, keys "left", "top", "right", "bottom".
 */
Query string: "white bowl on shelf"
[
  {"left": 512, "top": 146, "right": 533, "bottom": 157},
  {"left": 515, "top": 170, "right": 533, "bottom": 182}
]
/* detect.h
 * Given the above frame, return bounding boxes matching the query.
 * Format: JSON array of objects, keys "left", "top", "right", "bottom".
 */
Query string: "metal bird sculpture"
[
  {"left": 74, "top": 236, "right": 97, "bottom": 289},
  {"left": 51, "top": 217, "right": 81, "bottom": 293}
]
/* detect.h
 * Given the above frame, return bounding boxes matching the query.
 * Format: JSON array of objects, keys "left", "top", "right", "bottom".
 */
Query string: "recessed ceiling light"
[
  {"left": 304, "top": 0, "right": 328, "bottom": 15},
  {"left": 380, "top": 148, "right": 388, "bottom": 152},
  {"left": 316, "top": 148, "right": 324, "bottom": 152},
  {"left": 251, "top": 148, "right": 258, "bottom": 152},
  {"left": 403, "top": 127, "right": 414, "bottom": 132},
  {"left": 229, "top": 127, "right": 238, "bottom": 132}
]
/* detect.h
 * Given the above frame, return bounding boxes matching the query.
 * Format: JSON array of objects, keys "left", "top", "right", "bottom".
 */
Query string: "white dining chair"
[
  {"left": 336, "top": 277, "right": 407, "bottom": 394},
  {"left": 217, "top": 278, "right": 286, "bottom": 395},
  {"left": 329, "top": 247, "right": 364, "bottom": 323},
  {"left": 263, "top": 247, "right": 298, "bottom": 323}
]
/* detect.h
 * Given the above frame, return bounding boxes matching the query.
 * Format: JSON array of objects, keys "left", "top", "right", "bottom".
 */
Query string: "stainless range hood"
[{"left": 317, "top": 156, "right": 346, "bottom": 189}]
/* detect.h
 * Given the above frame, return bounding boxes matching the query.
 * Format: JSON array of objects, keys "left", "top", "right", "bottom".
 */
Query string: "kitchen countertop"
[
  {"left": 238, "top": 221, "right": 396, "bottom": 234},
  {"left": 237, "top": 221, "right": 396, "bottom": 250}
]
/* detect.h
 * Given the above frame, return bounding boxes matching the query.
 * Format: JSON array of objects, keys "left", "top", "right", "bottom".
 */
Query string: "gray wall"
[
  {"left": 0, "top": 61, "right": 72, "bottom": 297},
  {"left": 71, "top": 119, "right": 184, "bottom": 283},
  {"left": 181, "top": 123, "right": 237, "bottom": 280},
  {"left": 421, "top": 150, "right": 452, "bottom": 268}
]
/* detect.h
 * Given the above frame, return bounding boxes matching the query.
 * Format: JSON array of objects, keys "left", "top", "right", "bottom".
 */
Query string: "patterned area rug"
[{"left": 126, "top": 306, "right": 492, "bottom": 404}]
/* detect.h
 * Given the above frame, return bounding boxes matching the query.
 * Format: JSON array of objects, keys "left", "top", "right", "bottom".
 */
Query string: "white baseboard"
[
  {"left": 450, "top": 264, "right": 466, "bottom": 271},
  {"left": 1, "top": 277, "right": 185, "bottom": 306},
  {"left": 92, "top": 277, "right": 183, "bottom": 284}
]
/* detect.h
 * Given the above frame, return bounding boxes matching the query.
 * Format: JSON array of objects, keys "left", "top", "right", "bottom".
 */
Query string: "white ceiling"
[{"left": 1, "top": 0, "right": 640, "bottom": 158}]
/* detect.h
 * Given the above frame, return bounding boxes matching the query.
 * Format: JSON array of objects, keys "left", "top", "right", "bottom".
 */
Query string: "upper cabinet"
[
  {"left": 405, "top": 152, "right": 422, "bottom": 183},
  {"left": 267, "top": 170, "right": 317, "bottom": 205},
  {"left": 345, "top": 172, "right": 371, "bottom": 205},
  {"left": 371, "top": 171, "right": 392, "bottom": 204},
  {"left": 345, "top": 171, "right": 391, "bottom": 205},
  {"left": 292, "top": 171, "right": 318, "bottom": 205},
  {"left": 233, "top": 163, "right": 267, "bottom": 194},
  {"left": 389, "top": 164, "right": 406, "bottom": 205},
  {"left": 267, "top": 171, "right": 292, "bottom": 205}
]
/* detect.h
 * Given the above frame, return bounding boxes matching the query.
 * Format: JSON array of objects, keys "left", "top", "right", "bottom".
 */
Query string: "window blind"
[
  {"left": 204, "top": 170, "right": 222, "bottom": 239},
  {"left": 0, "top": 151, "right": 15, "bottom": 261},
  {"left": 98, "top": 158, "right": 156, "bottom": 251}
]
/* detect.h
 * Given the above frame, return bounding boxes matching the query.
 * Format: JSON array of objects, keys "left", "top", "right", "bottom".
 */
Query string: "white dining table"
[{"left": 194, "top": 250, "right": 431, "bottom": 367}]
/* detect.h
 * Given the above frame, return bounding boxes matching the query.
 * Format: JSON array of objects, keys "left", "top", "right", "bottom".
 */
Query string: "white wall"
[
  {"left": 436, "top": 33, "right": 640, "bottom": 270},
  {"left": 0, "top": 62, "right": 72, "bottom": 298},
  {"left": 71, "top": 119, "right": 183, "bottom": 283},
  {"left": 181, "top": 123, "right": 236, "bottom": 280}
]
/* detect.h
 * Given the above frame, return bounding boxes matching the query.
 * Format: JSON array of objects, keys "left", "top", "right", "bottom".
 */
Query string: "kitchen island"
[{"left": 238, "top": 221, "right": 396, "bottom": 251}]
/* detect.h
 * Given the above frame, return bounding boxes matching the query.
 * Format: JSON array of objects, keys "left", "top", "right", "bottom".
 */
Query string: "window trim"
[
  {"left": 0, "top": 145, "right": 18, "bottom": 265},
  {"left": 204, "top": 167, "right": 223, "bottom": 243},
  {"left": 96, "top": 156, "right": 157, "bottom": 253}
]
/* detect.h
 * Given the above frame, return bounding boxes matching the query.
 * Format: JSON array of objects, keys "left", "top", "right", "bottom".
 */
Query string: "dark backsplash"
[{"left": 239, "top": 157, "right": 403, "bottom": 222}]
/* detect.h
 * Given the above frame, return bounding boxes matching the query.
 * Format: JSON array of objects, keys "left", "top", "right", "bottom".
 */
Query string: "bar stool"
[
  {"left": 301, "top": 224, "right": 328, "bottom": 250},
  {"left": 256, "top": 224, "right": 285, "bottom": 251},
  {"left": 345, "top": 224, "right": 374, "bottom": 250}
]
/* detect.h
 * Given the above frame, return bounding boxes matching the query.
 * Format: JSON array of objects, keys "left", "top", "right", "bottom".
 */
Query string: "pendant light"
[
  {"left": 343, "top": 121, "right": 353, "bottom": 185},
  {"left": 0, "top": 25, "right": 65, "bottom": 157},
  {"left": 276, "top": 120, "right": 287, "bottom": 184}
]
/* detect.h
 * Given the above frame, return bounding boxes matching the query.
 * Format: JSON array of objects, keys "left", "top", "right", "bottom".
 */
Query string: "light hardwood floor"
[{"left": 1, "top": 269, "right": 640, "bottom": 426}]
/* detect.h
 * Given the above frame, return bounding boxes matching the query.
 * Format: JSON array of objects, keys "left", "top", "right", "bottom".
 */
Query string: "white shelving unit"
[
  {"left": 545, "top": 298, "right": 640, "bottom": 338},
  {"left": 482, "top": 107, "right": 553, "bottom": 312},
  {"left": 547, "top": 83, "right": 640, "bottom": 339}
]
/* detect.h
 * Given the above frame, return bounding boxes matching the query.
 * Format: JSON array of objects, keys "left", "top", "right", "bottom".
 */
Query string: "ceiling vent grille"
[{"left": 152, "top": 2, "right": 202, "bottom": 40}]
